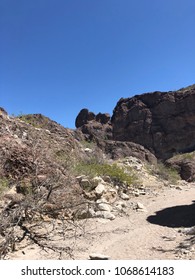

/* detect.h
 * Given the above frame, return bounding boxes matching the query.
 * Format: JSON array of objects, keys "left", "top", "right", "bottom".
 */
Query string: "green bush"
[
  {"left": 74, "top": 162, "right": 136, "bottom": 186},
  {"left": 172, "top": 151, "right": 195, "bottom": 161},
  {"left": 149, "top": 162, "right": 180, "bottom": 184}
]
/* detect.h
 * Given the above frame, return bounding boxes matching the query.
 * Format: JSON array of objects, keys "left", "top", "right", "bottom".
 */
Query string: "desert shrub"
[
  {"left": 16, "top": 113, "right": 43, "bottom": 128},
  {"left": 74, "top": 162, "right": 136, "bottom": 186},
  {"left": 0, "top": 177, "right": 9, "bottom": 197},
  {"left": 172, "top": 151, "right": 195, "bottom": 161},
  {"left": 80, "top": 140, "right": 96, "bottom": 149},
  {"left": 149, "top": 162, "right": 180, "bottom": 184}
]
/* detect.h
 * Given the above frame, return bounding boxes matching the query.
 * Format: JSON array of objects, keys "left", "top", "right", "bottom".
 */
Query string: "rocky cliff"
[{"left": 112, "top": 84, "right": 195, "bottom": 160}]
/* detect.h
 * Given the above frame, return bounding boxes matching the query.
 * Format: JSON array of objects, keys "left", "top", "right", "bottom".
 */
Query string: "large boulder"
[
  {"left": 75, "top": 109, "right": 95, "bottom": 128},
  {"left": 112, "top": 85, "right": 195, "bottom": 160}
]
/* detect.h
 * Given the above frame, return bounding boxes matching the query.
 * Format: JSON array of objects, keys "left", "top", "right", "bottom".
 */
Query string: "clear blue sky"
[{"left": 1, "top": 0, "right": 195, "bottom": 128}]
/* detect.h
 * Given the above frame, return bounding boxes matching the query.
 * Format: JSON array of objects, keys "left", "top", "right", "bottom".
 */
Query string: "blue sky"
[{"left": 1, "top": 0, "right": 195, "bottom": 128}]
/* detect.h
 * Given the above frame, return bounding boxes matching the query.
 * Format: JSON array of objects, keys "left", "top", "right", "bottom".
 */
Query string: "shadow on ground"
[{"left": 147, "top": 201, "right": 195, "bottom": 228}]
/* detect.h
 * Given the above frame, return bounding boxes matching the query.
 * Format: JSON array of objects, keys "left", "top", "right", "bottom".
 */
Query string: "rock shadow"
[{"left": 147, "top": 201, "right": 195, "bottom": 228}]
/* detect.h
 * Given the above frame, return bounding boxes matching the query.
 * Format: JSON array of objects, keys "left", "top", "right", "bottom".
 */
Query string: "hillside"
[{"left": 0, "top": 84, "right": 195, "bottom": 260}]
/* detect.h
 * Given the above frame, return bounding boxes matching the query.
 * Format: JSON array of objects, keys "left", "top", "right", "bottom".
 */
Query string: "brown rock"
[
  {"left": 95, "top": 113, "right": 110, "bottom": 124},
  {"left": 112, "top": 84, "right": 195, "bottom": 160},
  {"left": 166, "top": 155, "right": 195, "bottom": 182},
  {"left": 97, "top": 139, "right": 157, "bottom": 163},
  {"left": 75, "top": 109, "right": 95, "bottom": 128},
  {"left": 75, "top": 109, "right": 112, "bottom": 141}
]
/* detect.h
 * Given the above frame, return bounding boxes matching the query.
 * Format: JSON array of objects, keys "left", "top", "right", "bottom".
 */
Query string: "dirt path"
[
  {"left": 72, "top": 183, "right": 195, "bottom": 260},
  {"left": 8, "top": 183, "right": 195, "bottom": 260}
]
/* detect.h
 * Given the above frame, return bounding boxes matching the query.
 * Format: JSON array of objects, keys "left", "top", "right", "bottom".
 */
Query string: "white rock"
[
  {"left": 96, "top": 198, "right": 107, "bottom": 204},
  {"left": 96, "top": 211, "right": 115, "bottom": 220},
  {"left": 84, "top": 148, "right": 93, "bottom": 153},
  {"left": 136, "top": 202, "right": 147, "bottom": 212},
  {"left": 120, "top": 193, "right": 129, "bottom": 200},
  {"left": 136, "top": 202, "right": 145, "bottom": 209},
  {"left": 76, "top": 175, "right": 86, "bottom": 182},
  {"left": 97, "top": 202, "right": 111, "bottom": 212},
  {"left": 132, "top": 191, "right": 140, "bottom": 197},
  {"left": 139, "top": 190, "right": 146, "bottom": 195},
  {"left": 22, "top": 131, "right": 28, "bottom": 139},
  {"left": 95, "top": 183, "right": 105, "bottom": 196}
]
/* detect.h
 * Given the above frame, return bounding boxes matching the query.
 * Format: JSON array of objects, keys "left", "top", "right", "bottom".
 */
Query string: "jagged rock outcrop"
[
  {"left": 75, "top": 109, "right": 96, "bottom": 128},
  {"left": 75, "top": 109, "right": 112, "bottom": 141},
  {"left": 112, "top": 85, "right": 195, "bottom": 160},
  {"left": 75, "top": 109, "right": 111, "bottom": 128},
  {"left": 75, "top": 109, "right": 156, "bottom": 163}
]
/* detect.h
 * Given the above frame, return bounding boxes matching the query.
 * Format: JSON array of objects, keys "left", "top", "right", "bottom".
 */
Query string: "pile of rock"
[{"left": 75, "top": 175, "right": 131, "bottom": 220}]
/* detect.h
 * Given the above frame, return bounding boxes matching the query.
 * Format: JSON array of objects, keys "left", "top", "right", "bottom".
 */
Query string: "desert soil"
[{"left": 8, "top": 182, "right": 195, "bottom": 260}]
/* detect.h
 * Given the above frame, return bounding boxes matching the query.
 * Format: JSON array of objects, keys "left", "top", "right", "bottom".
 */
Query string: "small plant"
[
  {"left": 80, "top": 140, "right": 96, "bottom": 149},
  {"left": 149, "top": 162, "right": 180, "bottom": 184},
  {"left": 0, "top": 177, "right": 9, "bottom": 197},
  {"left": 16, "top": 113, "right": 43, "bottom": 128},
  {"left": 172, "top": 151, "right": 195, "bottom": 161},
  {"left": 74, "top": 162, "right": 136, "bottom": 186}
]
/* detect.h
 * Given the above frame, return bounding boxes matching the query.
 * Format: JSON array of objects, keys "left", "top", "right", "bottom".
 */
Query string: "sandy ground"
[{"left": 7, "top": 182, "right": 195, "bottom": 260}]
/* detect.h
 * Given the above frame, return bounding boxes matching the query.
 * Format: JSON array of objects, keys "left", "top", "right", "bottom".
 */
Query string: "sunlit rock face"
[{"left": 112, "top": 85, "right": 195, "bottom": 160}]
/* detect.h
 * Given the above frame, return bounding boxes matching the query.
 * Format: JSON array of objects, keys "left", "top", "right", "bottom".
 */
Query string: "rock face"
[
  {"left": 75, "top": 109, "right": 156, "bottom": 164},
  {"left": 75, "top": 109, "right": 112, "bottom": 141},
  {"left": 112, "top": 85, "right": 195, "bottom": 160},
  {"left": 96, "top": 139, "right": 157, "bottom": 163}
]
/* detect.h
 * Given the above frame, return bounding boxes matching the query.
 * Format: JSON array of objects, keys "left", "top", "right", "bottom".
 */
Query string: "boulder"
[
  {"left": 96, "top": 198, "right": 112, "bottom": 212},
  {"left": 75, "top": 109, "right": 95, "bottom": 128},
  {"left": 95, "top": 183, "right": 105, "bottom": 196},
  {"left": 120, "top": 192, "right": 130, "bottom": 200}
]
